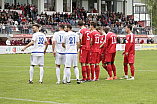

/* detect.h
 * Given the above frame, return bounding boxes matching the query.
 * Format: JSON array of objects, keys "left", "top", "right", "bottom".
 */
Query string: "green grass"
[{"left": 0, "top": 50, "right": 157, "bottom": 104}]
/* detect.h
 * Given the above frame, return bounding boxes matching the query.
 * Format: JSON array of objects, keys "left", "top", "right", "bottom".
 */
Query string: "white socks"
[
  {"left": 39, "top": 67, "right": 44, "bottom": 82},
  {"left": 56, "top": 67, "right": 60, "bottom": 82},
  {"left": 29, "top": 66, "right": 34, "bottom": 81},
  {"left": 63, "top": 67, "right": 66, "bottom": 81},
  {"left": 66, "top": 68, "right": 71, "bottom": 82},
  {"left": 74, "top": 67, "right": 79, "bottom": 80}
]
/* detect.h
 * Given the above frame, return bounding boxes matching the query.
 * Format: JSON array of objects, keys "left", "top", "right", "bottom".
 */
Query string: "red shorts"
[
  {"left": 102, "top": 52, "right": 106, "bottom": 64},
  {"left": 79, "top": 48, "right": 90, "bottom": 64},
  {"left": 105, "top": 53, "right": 116, "bottom": 62},
  {"left": 124, "top": 54, "right": 135, "bottom": 64},
  {"left": 90, "top": 52, "right": 100, "bottom": 64}
]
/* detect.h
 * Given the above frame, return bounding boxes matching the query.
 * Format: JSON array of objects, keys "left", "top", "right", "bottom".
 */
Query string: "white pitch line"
[{"left": 0, "top": 97, "right": 68, "bottom": 104}]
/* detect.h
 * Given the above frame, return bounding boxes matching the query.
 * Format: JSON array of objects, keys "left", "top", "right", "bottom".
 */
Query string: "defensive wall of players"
[{"left": 1, "top": 44, "right": 157, "bottom": 54}]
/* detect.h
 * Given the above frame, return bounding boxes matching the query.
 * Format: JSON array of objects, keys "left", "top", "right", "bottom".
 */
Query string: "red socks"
[
  {"left": 129, "top": 64, "right": 135, "bottom": 77},
  {"left": 95, "top": 65, "right": 100, "bottom": 80},
  {"left": 112, "top": 64, "right": 116, "bottom": 76},
  {"left": 82, "top": 66, "right": 86, "bottom": 81},
  {"left": 107, "top": 64, "right": 112, "bottom": 77},
  {"left": 124, "top": 64, "right": 128, "bottom": 76},
  {"left": 86, "top": 65, "right": 90, "bottom": 80},
  {"left": 90, "top": 65, "right": 95, "bottom": 80}
]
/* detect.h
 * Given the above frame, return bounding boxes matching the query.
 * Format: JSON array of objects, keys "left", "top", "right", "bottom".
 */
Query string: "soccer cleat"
[
  {"left": 66, "top": 82, "right": 71, "bottom": 85},
  {"left": 95, "top": 79, "right": 99, "bottom": 81},
  {"left": 127, "top": 77, "right": 134, "bottom": 80},
  {"left": 120, "top": 76, "right": 128, "bottom": 79},
  {"left": 90, "top": 79, "right": 95, "bottom": 81},
  {"left": 105, "top": 77, "right": 113, "bottom": 80},
  {"left": 87, "top": 79, "right": 91, "bottom": 82},
  {"left": 113, "top": 76, "right": 117, "bottom": 79},
  {"left": 56, "top": 81, "right": 61, "bottom": 84},
  {"left": 77, "top": 79, "right": 81, "bottom": 84},
  {"left": 27, "top": 80, "right": 33, "bottom": 84},
  {"left": 39, "top": 82, "right": 43, "bottom": 84},
  {"left": 80, "top": 79, "right": 87, "bottom": 83},
  {"left": 62, "top": 80, "right": 67, "bottom": 84}
]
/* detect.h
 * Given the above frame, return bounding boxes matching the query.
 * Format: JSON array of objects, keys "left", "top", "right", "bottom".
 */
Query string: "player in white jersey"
[
  {"left": 52, "top": 24, "right": 66, "bottom": 84},
  {"left": 21, "top": 24, "right": 48, "bottom": 84},
  {"left": 62, "top": 24, "right": 80, "bottom": 84}
]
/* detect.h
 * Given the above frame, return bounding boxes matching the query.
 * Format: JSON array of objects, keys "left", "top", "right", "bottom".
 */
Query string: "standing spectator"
[{"left": 93, "top": 8, "right": 97, "bottom": 13}]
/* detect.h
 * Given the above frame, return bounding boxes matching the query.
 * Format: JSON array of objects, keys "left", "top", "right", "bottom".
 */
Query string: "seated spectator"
[
  {"left": 140, "top": 39, "right": 144, "bottom": 44},
  {"left": 93, "top": 8, "right": 97, "bottom": 13},
  {"left": 6, "top": 38, "right": 11, "bottom": 45},
  {"left": 147, "top": 37, "right": 151, "bottom": 44}
]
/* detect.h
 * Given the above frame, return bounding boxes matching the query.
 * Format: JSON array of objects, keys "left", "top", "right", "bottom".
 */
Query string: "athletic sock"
[
  {"left": 129, "top": 64, "right": 135, "bottom": 77},
  {"left": 56, "top": 67, "right": 60, "bottom": 82},
  {"left": 107, "top": 64, "right": 112, "bottom": 77},
  {"left": 104, "top": 66, "right": 107, "bottom": 71},
  {"left": 66, "top": 68, "right": 71, "bottom": 82},
  {"left": 90, "top": 65, "right": 95, "bottom": 80},
  {"left": 86, "top": 65, "right": 90, "bottom": 80},
  {"left": 95, "top": 65, "right": 100, "bottom": 80},
  {"left": 74, "top": 67, "right": 79, "bottom": 80},
  {"left": 112, "top": 64, "right": 116, "bottom": 76},
  {"left": 82, "top": 66, "right": 86, "bottom": 81},
  {"left": 30, "top": 66, "right": 34, "bottom": 81},
  {"left": 63, "top": 67, "right": 66, "bottom": 81},
  {"left": 39, "top": 67, "right": 44, "bottom": 82},
  {"left": 124, "top": 64, "right": 128, "bottom": 76}
]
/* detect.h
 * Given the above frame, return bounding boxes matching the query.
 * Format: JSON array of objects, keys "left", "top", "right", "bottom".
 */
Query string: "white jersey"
[
  {"left": 62, "top": 31, "right": 79, "bottom": 54},
  {"left": 52, "top": 31, "right": 66, "bottom": 53},
  {"left": 31, "top": 32, "right": 47, "bottom": 56}
]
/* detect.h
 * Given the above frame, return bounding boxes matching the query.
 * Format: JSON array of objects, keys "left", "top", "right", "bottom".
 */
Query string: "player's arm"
[
  {"left": 76, "top": 42, "right": 79, "bottom": 52},
  {"left": 21, "top": 40, "right": 34, "bottom": 51},
  {"left": 125, "top": 35, "right": 134, "bottom": 56},
  {"left": 79, "top": 34, "right": 82, "bottom": 48},
  {"left": 100, "top": 42, "right": 104, "bottom": 49},
  {"left": 52, "top": 41, "right": 56, "bottom": 57},
  {"left": 62, "top": 43, "right": 65, "bottom": 48},
  {"left": 44, "top": 41, "right": 48, "bottom": 54}
]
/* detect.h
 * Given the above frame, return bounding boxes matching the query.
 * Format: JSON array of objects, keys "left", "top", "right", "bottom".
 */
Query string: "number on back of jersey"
[{"left": 38, "top": 37, "right": 44, "bottom": 44}]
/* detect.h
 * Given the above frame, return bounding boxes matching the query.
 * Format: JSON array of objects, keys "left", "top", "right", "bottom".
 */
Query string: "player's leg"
[
  {"left": 90, "top": 52, "right": 96, "bottom": 81},
  {"left": 127, "top": 54, "right": 135, "bottom": 80},
  {"left": 62, "top": 55, "right": 66, "bottom": 83},
  {"left": 111, "top": 53, "right": 117, "bottom": 79},
  {"left": 55, "top": 53, "right": 62, "bottom": 84},
  {"left": 38, "top": 56, "right": 44, "bottom": 84},
  {"left": 105, "top": 53, "right": 113, "bottom": 80},
  {"left": 120, "top": 55, "right": 129, "bottom": 79},
  {"left": 65, "top": 54, "right": 71, "bottom": 84},
  {"left": 86, "top": 51, "right": 91, "bottom": 81},
  {"left": 95, "top": 52, "right": 100, "bottom": 81},
  {"left": 73, "top": 54, "right": 80, "bottom": 82}
]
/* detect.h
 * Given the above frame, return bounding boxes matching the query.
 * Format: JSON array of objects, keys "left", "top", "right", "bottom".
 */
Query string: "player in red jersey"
[
  {"left": 77, "top": 20, "right": 91, "bottom": 82},
  {"left": 96, "top": 26, "right": 107, "bottom": 71},
  {"left": 102, "top": 26, "right": 117, "bottom": 80},
  {"left": 89, "top": 22, "right": 101, "bottom": 81},
  {"left": 120, "top": 25, "right": 135, "bottom": 80}
]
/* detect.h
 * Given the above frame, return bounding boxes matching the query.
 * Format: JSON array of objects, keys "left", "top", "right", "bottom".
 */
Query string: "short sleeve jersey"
[
  {"left": 31, "top": 32, "right": 47, "bottom": 56},
  {"left": 125, "top": 33, "right": 135, "bottom": 55},
  {"left": 105, "top": 32, "right": 117, "bottom": 53},
  {"left": 100, "top": 33, "right": 107, "bottom": 54},
  {"left": 79, "top": 28, "right": 91, "bottom": 50},
  {"left": 90, "top": 30, "right": 101, "bottom": 52},
  {"left": 62, "top": 31, "right": 79, "bottom": 53},
  {"left": 52, "top": 31, "right": 66, "bottom": 53}
]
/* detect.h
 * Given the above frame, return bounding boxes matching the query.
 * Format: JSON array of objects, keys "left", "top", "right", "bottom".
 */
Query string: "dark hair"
[
  {"left": 66, "top": 24, "right": 72, "bottom": 30},
  {"left": 96, "top": 26, "right": 102, "bottom": 31},
  {"left": 127, "top": 25, "right": 132, "bottom": 31},
  {"left": 77, "top": 20, "right": 84, "bottom": 26},
  {"left": 32, "top": 24, "right": 40, "bottom": 28},
  {"left": 59, "top": 24, "right": 65, "bottom": 29},
  {"left": 90, "top": 21, "right": 97, "bottom": 28}
]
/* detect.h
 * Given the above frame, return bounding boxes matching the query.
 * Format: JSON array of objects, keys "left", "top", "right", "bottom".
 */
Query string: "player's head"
[
  {"left": 66, "top": 24, "right": 72, "bottom": 32},
  {"left": 90, "top": 21, "right": 97, "bottom": 30},
  {"left": 59, "top": 24, "right": 65, "bottom": 31},
  {"left": 104, "top": 26, "right": 110, "bottom": 34},
  {"left": 96, "top": 26, "right": 103, "bottom": 35},
  {"left": 32, "top": 24, "right": 40, "bottom": 33},
  {"left": 64, "top": 25, "right": 68, "bottom": 32},
  {"left": 77, "top": 20, "right": 84, "bottom": 29},
  {"left": 125, "top": 25, "right": 132, "bottom": 33}
]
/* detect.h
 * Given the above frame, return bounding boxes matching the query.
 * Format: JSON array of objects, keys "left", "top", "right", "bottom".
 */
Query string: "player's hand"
[
  {"left": 125, "top": 52, "right": 128, "bottom": 56},
  {"left": 21, "top": 48, "right": 25, "bottom": 51},
  {"left": 122, "top": 52, "right": 125, "bottom": 55},
  {"left": 53, "top": 52, "right": 56, "bottom": 57},
  {"left": 44, "top": 50, "right": 46, "bottom": 54}
]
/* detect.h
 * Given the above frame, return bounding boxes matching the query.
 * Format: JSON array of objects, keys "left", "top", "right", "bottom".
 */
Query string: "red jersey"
[
  {"left": 125, "top": 33, "right": 135, "bottom": 55},
  {"left": 90, "top": 30, "right": 101, "bottom": 52},
  {"left": 105, "top": 32, "right": 117, "bottom": 53},
  {"left": 100, "top": 33, "right": 107, "bottom": 54},
  {"left": 80, "top": 28, "right": 91, "bottom": 50}
]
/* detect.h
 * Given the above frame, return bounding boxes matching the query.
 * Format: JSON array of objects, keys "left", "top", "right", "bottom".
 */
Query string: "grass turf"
[{"left": 0, "top": 50, "right": 157, "bottom": 104}]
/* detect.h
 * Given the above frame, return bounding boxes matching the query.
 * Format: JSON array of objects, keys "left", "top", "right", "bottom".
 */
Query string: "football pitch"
[{"left": 0, "top": 50, "right": 157, "bottom": 104}]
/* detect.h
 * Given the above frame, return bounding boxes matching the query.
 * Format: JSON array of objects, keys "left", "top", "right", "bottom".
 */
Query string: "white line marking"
[{"left": 0, "top": 97, "right": 68, "bottom": 104}]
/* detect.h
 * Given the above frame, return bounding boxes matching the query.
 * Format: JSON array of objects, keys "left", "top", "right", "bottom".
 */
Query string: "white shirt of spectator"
[
  {"left": 6, "top": 39, "right": 11, "bottom": 45},
  {"left": 62, "top": 31, "right": 79, "bottom": 54},
  {"left": 31, "top": 32, "right": 47, "bottom": 56},
  {"left": 52, "top": 31, "right": 66, "bottom": 53}
]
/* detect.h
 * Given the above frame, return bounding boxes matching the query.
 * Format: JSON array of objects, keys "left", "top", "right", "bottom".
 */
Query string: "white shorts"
[
  {"left": 65, "top": 54, "right": 78, "bottom": 67},
  {"left": 31, "top": 55, "right": 44, "bottom": 65},
  {"left": 55, "top": 53, "right": 65, "bottom": 65}
]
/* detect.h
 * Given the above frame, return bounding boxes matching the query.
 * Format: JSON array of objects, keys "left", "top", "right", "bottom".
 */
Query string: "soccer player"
[
  {"left": 97, "top": 26, "right": 107, "bottom": 71},
  {"left": 89, "top": 21, "right": 101, "bottom": 81},
  {"left": 103, "top": 26, "right": 117, "bottom": 80},
  {"left": 62, "top": 24, "right": 80, "bottom": 84},
  {"left": 77, "top": 20, "right": 91, "bottom": 82},
  {"left": 120, "top": 25, "right": 135, "bottom": 80},
  {"left": 52, "top": 24, "right": 66, "bottom": 84},
  {"left": 21, "top": 24, "right": 48, "bottom": 84}
]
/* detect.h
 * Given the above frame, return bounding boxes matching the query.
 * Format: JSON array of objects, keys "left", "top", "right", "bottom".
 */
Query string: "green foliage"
[{"left": 0, "top": 51, "right": 157, "bottom": 104}]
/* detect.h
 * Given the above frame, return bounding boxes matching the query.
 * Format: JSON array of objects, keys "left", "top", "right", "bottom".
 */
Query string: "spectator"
[
  {"left": 147, "top": 37, "right": 151, "bottom": 44},
  {"left": 140, "top": 39, "right": 144, "bottom": 44},
  {"left": 93, "top": 8, "right": 97, "bottom": 13},
  {"left": 6, "top": 38, "right": 11, "bottom": 45}
]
